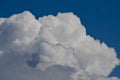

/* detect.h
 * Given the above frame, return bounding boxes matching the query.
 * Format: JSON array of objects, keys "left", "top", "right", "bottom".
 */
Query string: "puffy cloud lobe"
[{"left": 0, "top": 11, "right": 119, "bottom": 80}]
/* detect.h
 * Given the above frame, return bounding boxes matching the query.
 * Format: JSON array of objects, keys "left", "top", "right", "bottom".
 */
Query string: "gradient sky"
[{"left": 0, "top": 0, "right": 120, "bottom": 78}]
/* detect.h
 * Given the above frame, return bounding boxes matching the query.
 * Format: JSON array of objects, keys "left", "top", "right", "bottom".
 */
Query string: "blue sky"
[{"left": 0, "top": 0, "right": 120, "bottom": 78}]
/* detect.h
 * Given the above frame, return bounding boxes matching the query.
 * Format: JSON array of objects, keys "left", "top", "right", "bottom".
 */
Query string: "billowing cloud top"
[{"left": 0, "top": 11, "right": 119, "bottom": 80}]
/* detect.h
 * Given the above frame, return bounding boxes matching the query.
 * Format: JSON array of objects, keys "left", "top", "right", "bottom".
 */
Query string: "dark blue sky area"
[{"left": 0, "top": 0, "right": 120, "bottom": 78}]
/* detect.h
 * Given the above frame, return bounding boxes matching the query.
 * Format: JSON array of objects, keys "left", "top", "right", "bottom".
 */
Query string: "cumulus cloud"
[{"left": 0, "top": 11, "right": 119, "bottom": 80}]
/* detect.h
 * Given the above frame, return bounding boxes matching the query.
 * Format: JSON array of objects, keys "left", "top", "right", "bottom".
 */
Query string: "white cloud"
[{"left": 0, "top": 11, "right": 119, "bottom": 80}]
